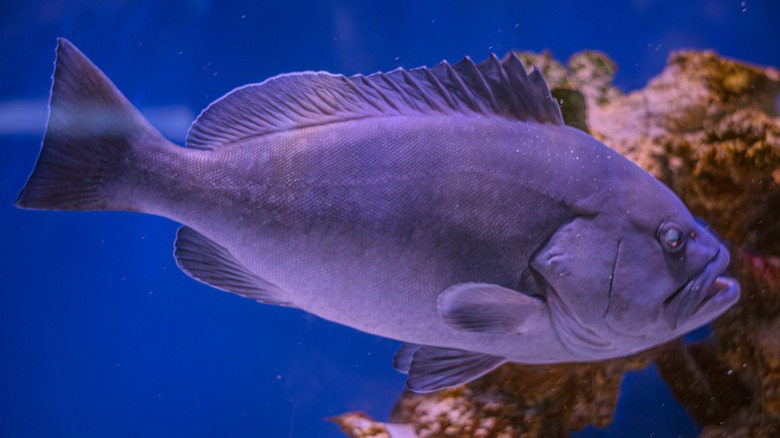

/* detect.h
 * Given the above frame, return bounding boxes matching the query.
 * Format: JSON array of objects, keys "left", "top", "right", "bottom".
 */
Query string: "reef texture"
[{"left": 336, "top": 50, "right": 780, "bottom": 437}]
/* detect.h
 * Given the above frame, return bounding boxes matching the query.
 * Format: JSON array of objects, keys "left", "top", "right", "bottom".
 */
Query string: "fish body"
[{"left": 17, "top": 39, "right": 740, "bottom": 392}]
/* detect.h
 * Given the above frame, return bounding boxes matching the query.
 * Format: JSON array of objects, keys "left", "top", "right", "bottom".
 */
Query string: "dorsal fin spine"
[
  {"left": 487, "top": 54, "right": 520, "bottom": 117},
  {"left": 423, "top": 67, "right": 456, "bottom": 111},
  {"left": 360, "top": 75, "right": 401, "bottom": 113},
  {"left": 440, "top": 62, "right": 478, "bottom": 113},
  {"left": 504, "top": 55, "right": 531, "bottom": 119},
  {"left": 500, "top": 56, "right": 527, "bottom": 119},
  {"left": 530, "top": 68, "right": 563, "bottom": 123},
  {"left": 378, "top": 71, "right": 417, "bottom": 110},
  {"left": 456, "top": 57, "right": 499, "bottom": 113},
  {"left": 400, "top": 69, "right": 433, "bottom": 110},
  {"left": 353, "top": 75, "right": 392, "bottom": 114},
  {"left": 411, "top": 69, "right": 444, "bottom": 112}
]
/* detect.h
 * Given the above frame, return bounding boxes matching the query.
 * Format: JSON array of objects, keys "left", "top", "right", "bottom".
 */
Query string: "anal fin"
[
  {"left": 392, "top": 343, "right": 421, "bottom": 374},
  {"left": 174, "top": 226, "right": 293, "bottom": 306},
  {"left": 394, "top": 343, "right": 505, "bottom": 393}
]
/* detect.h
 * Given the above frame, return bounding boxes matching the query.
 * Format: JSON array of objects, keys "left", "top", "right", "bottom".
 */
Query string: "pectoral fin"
[
  {"left": 174, "top": 227, "right": 294, "bottom": 307},
  {"left": 393, "top": 344, "right": 505, "bottom": 393},
  {"left": 437, "top": 282, "right": 545, "bottom": 334}
]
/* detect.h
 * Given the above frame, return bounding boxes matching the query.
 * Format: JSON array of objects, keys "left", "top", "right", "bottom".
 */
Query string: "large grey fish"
[{"left": 17, "top": 39, "right": 740, "bottom": 393}]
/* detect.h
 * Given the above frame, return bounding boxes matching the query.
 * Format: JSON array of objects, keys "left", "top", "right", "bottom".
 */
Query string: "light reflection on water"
[{"left": 0, "top": 100, "right": 193, "bottom": 143}]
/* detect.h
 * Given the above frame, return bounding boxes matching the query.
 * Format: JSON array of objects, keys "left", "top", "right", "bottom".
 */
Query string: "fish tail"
[{"left": 16, "top": 38, "right": 166, "bottom": 211}]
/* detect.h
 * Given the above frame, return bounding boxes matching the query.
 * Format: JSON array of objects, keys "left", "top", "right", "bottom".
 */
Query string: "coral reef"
[
  {"left": 336, "top": 50, "right": 780, "bottom": 437},
  {"left": 586, "top": 51, "right": 780, "bottom": 254},
  {"left": 579, "top": 51, "right": 780, "bottom": 436},
  {"left": 386, "top": 356, "right": 651, "bottom": 437},
  {"left": 335, "top": 356, "right": 650, "bottom": 438}
]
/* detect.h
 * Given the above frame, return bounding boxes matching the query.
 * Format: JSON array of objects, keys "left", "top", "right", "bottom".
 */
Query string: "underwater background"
[{"left": 1, "top": 1, "right": 779, "bottom": 437}]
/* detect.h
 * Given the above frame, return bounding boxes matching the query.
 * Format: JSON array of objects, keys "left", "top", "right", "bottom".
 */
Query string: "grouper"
[{"left": 17, "top": 39, "right": 740, "bottom": 392}]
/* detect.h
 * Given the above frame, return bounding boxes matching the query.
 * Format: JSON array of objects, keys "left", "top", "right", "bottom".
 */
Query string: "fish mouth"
[{"left": 662, "top": 249, "right": 740, "bottom": 330}]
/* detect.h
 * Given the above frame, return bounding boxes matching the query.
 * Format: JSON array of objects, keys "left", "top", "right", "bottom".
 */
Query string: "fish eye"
[{"left": 657, "top": 221, "right": 686, "bottom": 253}]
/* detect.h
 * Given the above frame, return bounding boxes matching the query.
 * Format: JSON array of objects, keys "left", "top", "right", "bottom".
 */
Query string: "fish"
[{"left": 17, "top": 39, "right": 740, "bottom": 393}]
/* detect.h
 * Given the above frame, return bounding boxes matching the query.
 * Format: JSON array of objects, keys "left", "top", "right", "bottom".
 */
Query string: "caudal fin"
[{"left": 16, "top": 38, "right": 164, "bottom": 211}]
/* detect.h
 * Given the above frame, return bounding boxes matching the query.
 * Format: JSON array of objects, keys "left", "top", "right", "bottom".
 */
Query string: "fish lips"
[{"left": 662, "top": 248, "right": 740, "bottom": 331}]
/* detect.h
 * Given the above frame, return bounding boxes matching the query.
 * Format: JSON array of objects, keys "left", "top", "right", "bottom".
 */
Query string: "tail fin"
[{"left": 16, "top": 38, "right": 164, "bottom": 211}]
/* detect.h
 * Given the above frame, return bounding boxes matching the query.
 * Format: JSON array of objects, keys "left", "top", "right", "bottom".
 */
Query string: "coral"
[
  {"left": 334, "top": 353, "right": 651, "bottom": 437},
  {"left": 333, "top": 412, "right": 392, "bottom": 438},
  {"left": 515, "top": 50, "right": 622, "bottom": 132},
  {"left": 332, "top": 412, "right": 417, "bottom": 438},
  {"left": 388, "top": 356, "right": 651, "bottom": 437},
  {"left": 338, "top": 50, "right": 780, "bottom": 437}
]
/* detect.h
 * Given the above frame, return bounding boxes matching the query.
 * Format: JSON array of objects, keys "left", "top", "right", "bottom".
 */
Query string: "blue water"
[{"left": 1, "top": 1, "right": 778, "bottom": 437}]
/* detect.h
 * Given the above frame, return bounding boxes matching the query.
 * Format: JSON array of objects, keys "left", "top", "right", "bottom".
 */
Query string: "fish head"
[
  {"left": 530, "top": 175, "right": 740, "bottom": 356},
  {"left": 603, "top": 186, "right": 740, "bottom": 341}
]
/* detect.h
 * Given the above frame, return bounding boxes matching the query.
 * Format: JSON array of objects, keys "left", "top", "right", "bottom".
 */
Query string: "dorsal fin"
[{"left": 186, "top": 53, "right": 563, "bottom": 150}]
